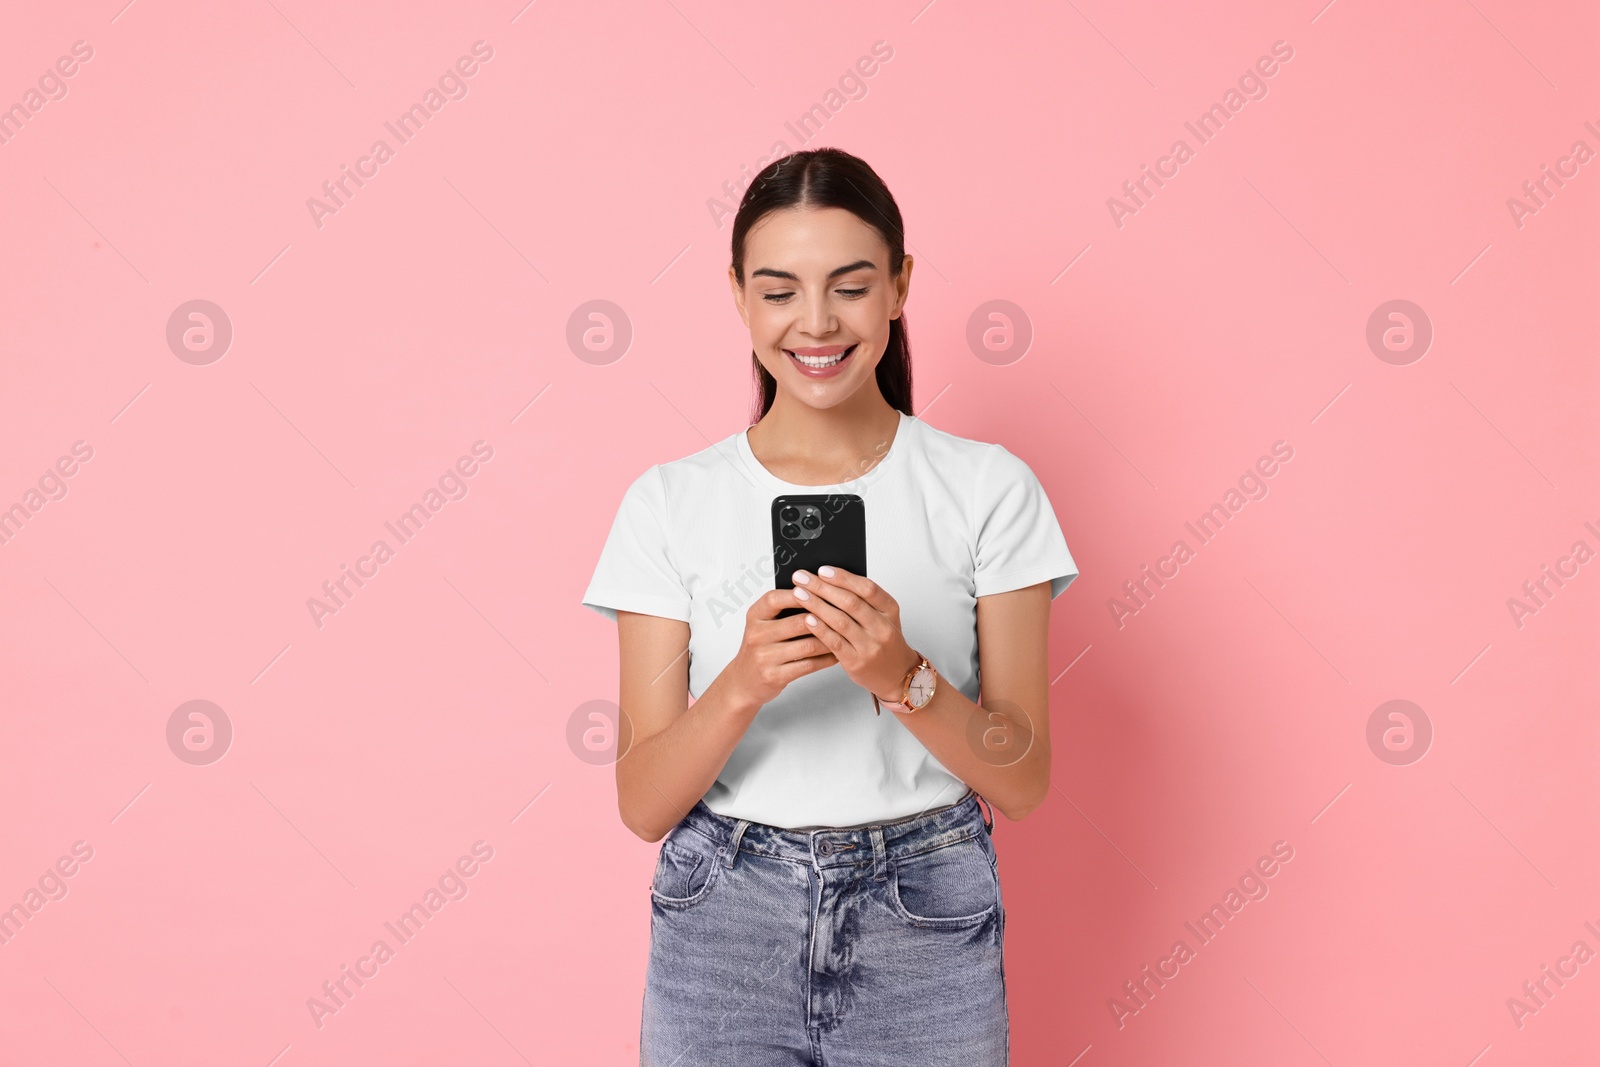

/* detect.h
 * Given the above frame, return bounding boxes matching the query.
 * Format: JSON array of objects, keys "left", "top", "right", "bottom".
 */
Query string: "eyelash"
[{"left": 762, "top": 288, "right": 869, "bottom": 303}]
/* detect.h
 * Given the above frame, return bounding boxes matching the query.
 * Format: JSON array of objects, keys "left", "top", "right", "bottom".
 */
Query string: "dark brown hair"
[{"left": 729, "top": 147, "right": 913, "bottom": 423}]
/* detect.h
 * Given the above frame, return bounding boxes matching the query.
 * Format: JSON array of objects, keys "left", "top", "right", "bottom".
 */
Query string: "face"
[{"left": 730, "top": 206, "right": 912, "bottom": 410}]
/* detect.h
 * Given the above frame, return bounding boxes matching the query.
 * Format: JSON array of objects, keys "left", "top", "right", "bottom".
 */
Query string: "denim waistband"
[{"left": 675, "top": 789, "right": 994, "bottom": 872}]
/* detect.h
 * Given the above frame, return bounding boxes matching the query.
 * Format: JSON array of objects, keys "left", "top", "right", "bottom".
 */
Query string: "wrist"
[
  {"left": 711, "top": 666, "right": 765, "bottom": 721},
  {"left": 874, "top": 648, "right": 922, "bottom": 702},
  {"left": 874, "top": 649, "right": 939, "bottom": 717}
]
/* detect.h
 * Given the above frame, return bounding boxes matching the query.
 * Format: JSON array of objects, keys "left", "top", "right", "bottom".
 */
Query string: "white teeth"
[{"left": 791, "top": 346, "right": 851, "bottom": 367}]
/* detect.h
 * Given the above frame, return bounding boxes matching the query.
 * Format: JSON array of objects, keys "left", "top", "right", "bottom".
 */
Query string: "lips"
[{"left": 785, "top": 344, "right": 857, "bottom": 374}]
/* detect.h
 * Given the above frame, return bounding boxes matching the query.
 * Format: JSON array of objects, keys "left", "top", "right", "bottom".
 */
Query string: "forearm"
[
  {"left": 617, "top": 670, "right": 762, "bottom": 842},
  {"left": 890, "top": 682, "right": 1050, "bottom": 820}
]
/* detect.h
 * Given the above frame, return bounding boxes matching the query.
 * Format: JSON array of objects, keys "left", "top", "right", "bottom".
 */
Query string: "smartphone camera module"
[{"left": 779, "top": 503, "right": 825, "bottom": 541}]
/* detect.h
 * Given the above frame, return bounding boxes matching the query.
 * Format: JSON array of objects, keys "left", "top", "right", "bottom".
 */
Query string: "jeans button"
[{"left": 817, "top": 841, "right": 832, "bottom": 856}]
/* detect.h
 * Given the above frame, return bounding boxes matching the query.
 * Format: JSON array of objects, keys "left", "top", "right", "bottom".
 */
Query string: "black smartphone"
[{"left": 772, "top": 494, "right": 867, "bottom": 620}]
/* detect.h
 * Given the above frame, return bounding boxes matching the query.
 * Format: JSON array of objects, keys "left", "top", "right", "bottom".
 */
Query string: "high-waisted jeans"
[{"left": 640, "top": 789, "right": 1008, "bottom": 1066}]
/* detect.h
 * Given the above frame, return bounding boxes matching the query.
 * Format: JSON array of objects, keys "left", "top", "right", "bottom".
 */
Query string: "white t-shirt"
[{"left": 581, "top": 410, "right": 1079, "bottom": 829}]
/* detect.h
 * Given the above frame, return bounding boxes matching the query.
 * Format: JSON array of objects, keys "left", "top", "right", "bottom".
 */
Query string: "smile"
[{"left": 785, "top": 344, "right": 857, "bottom": 377}]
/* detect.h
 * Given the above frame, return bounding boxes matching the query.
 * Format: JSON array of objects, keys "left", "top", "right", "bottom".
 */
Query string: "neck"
[{"left": 748, "top": 391, "right": 903, "bottom": 485}]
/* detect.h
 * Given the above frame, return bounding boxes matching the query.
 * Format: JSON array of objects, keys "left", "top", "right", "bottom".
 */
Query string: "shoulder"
[
  {"left": 908, "top": 417, "right": 1033, "bottom": 485},
  {"left": 618, "top": 429, "right": 743, "bottom": 500},
  {"left": 651, "top": 431, "right": 743, "bottom": 493},
  {"left": 906, "top": 416, "right": 998, "bottom": 468}
]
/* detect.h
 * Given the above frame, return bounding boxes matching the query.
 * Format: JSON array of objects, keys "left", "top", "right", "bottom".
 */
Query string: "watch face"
[{"left": 907, "top": 666, "right": 935, "bottom": 708}]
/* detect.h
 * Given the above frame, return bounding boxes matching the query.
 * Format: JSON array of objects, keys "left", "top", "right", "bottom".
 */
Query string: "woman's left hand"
[{"left": 789, "top": 566, "right": 919, "bottom": 702}]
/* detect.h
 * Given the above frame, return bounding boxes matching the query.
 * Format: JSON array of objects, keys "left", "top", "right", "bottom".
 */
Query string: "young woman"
[{"left": 582, "top": 147, "right": 1079, "bottom": 1066}]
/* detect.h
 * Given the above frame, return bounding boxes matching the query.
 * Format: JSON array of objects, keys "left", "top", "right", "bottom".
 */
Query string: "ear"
[
  {"left": 890, "top": 255, "right": 914, "bottom": 319},
  {"left": 728, "top": 266, "right": 750, "bottom": 327}
]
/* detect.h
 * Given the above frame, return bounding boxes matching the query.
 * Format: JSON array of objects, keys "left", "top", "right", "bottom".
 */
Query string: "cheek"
[
  {"left": 845, "top": 305, "right": 891, "bottom": 351},
  {"left": 748, "top": 304, "right": 788, "bottom": 343}
]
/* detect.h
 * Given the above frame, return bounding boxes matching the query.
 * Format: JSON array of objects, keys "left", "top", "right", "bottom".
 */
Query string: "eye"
[{"left": 759, "top": 287, "right": 868, "bottom": 304}]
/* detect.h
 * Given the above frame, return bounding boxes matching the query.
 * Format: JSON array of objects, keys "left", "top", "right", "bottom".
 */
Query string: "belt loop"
[
  {"left": 723, "top": 819, "right": 750, "bottom": 868},
  {"left": 976, "top": 793, "right": 994, "bottom": 834},
  {"left": 869, "top": 826, "right": 887, "bottom": 882}
]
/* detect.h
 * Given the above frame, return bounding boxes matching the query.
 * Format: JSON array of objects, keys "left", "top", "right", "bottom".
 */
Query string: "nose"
[{"left": 800, "top": 294, "right": 835, "bottom": 339}]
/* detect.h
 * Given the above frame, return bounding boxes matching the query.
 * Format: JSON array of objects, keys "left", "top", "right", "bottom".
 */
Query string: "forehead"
[{"left": 745, "top": 206, "right": 886, "bottom": 272}]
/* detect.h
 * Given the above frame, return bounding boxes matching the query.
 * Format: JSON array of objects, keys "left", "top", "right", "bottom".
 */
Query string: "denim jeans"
[{"left": 640, "top": 789, "right": 1008, "bottom": 1066}]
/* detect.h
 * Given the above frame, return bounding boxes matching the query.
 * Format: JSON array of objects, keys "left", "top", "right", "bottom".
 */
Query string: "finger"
[
  {"left": 783, "top": 651, "right": 839, "bottom": 679},
  {"left": 808, "top": 567, "right": 895, "bottom": 615},
  {"left": 801, "top": 569, "right": 907, "bottom": 649},
  {"left": 800, "top": 603, "right": 863, "bottom": 656},
  {"left": 794, "top": 579, "right": 872, "bottom": 646},
  {"left": 769, "top": 633, "right": 832, "bottom": 662},
  {"left": 749, "top": 586, "right": 813, "bottom": 622},
  {"left": 760, "top": 603, "right": 825, "bottom": 642},
  {"left": 796, "top": 571, "right": 879, "bottom": 627}
]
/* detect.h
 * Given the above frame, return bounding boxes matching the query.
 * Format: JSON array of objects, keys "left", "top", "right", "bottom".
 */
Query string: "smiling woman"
[
  {"left": 731, "top": 185, "right": 912, "bottom": 431},
  {"left": 581, "top": 147, "right": 1081, "bottom": 1065}
]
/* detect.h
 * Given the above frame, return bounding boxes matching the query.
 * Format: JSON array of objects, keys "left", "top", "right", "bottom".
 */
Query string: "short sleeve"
[
  {"left": 971, "top": 444, "right": 1080, "bottom": 600},
  {"left": 581, "top": 465, "right": 691, "bottom": 623}
]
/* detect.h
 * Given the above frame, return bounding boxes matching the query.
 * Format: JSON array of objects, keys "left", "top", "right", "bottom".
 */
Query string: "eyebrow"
[{"left": 750, "top": 259, "right": 878, "bottom": 282}]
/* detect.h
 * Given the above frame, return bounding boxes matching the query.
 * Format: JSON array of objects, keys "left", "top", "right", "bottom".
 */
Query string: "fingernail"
[
  {"left": 793, "top": 571, "right": 810, "bottom": 584},
  {"left": 794, "top": 588, "right": 810, "bottom": 601},
  {"left": 806, "top": 615, "right": 817, "bottom": 625},
  {"left": 818, "top": 566, "right": 835, "bottom": 578}
]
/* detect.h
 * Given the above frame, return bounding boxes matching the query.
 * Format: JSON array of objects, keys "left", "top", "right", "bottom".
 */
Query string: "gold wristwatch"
[{"left": 872, "top": 650, "right": 937, "bottom": 715}]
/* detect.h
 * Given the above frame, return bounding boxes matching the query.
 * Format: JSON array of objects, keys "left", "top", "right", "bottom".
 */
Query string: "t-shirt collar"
[{"left": 734, "top": 410, "right": 913, "bottom": 495}]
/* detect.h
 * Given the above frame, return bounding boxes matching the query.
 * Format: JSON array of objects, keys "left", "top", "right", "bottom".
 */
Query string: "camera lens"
[
  {"left": 779, "top": 506, "right": 799, "bottom": 522},
  {"left": 801, "top": 514, "right": 820, "bottom": 530},
  {"left": 782, "top": 523, "right": 800, "bottom": 539}
]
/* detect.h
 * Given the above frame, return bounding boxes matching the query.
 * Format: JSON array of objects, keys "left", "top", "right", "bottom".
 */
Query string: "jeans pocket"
[
  {"left": 888, "top": 834, "right": 1000, "bottom": 929},
  {"left": 650, "top": 829, "right": 721, "bottom": 910}
]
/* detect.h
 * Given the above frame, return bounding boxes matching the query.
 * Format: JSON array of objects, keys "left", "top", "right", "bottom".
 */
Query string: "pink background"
[{"left": 2, "top": 1, "right": 1596, "bottom": 1063}]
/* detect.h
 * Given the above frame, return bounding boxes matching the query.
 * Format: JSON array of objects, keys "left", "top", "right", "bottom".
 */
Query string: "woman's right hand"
[{"left": 725, "top": 588, "right": 840, "bottom": 707}]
